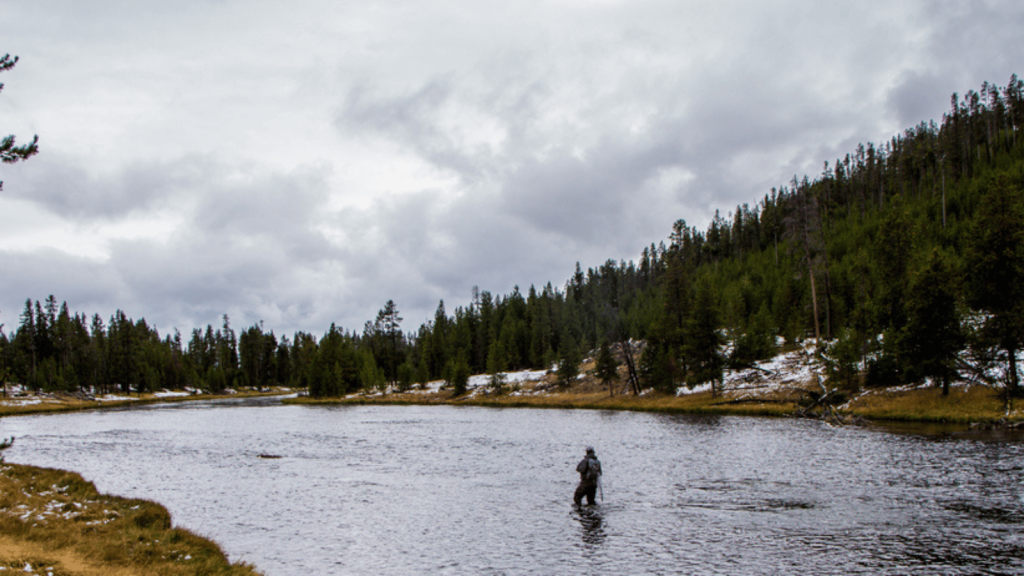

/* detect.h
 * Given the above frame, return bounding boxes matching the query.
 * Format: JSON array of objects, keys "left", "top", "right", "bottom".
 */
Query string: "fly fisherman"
[{"left": 573, "top": 446, "right": 602, "bottom": 506}]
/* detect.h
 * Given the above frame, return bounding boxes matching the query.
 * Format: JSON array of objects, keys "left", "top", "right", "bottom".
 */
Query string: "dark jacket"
[{"left": 576, "top": 455, "right": 602, "bottom": 487}]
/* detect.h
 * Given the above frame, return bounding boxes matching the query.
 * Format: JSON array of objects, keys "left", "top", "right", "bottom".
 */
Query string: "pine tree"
[
  {"left": 373, "top": 300, "right": 403, "bottom": 384},
  {"left": 593, "top": 340, "right": 620, "bottom": 396},
  {"left": 965, "top": 172, "right": 1024, "bottom": 396},
  {"left": 897, "top": 249, "right": 964, "bottom": 395},
  {"left": 0, "top": 54, "right": 39, "bottom": 191},
  {"left": 683, "top": 276, "right": 724, "bottom": 396},
  {"left": 445, "top": 354, "right": 470, "bottom": 395},
  {"left": 875, "top": 196, "right": 913, "bottom": 333},
  {"left": 556, "top": 339, "right": 580, "bottom": 389}
]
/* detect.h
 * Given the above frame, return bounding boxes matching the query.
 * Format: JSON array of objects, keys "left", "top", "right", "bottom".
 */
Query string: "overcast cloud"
[{"left": 1, "top": 1, "right": 1022, "bottom": 337}]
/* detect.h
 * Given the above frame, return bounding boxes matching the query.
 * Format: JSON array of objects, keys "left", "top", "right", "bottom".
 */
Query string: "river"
[{"left": 2, "top": 398, "right": 1022, "bottom": 575}]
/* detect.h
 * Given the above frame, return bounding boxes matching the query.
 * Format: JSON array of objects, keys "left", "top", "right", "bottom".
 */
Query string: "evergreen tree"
[
  {"left": 897, "top": 249, "right": 965, "bottom": 394},
  {"left": 0, "top": 53, "right": 39, "bottom": 191},
  {"left": 445, "top": 354, "right": 470, "bottom": 395},
  {"left": 372, "top": 300, "right": 403, "bottom": 384},
  {"left": 593, "top": 340, "right": 620, "bottom": 396},
  {"left": 683, "top": 277, "right": 724, "bottom": 395},
  {"left": 875, "top": 196, "right": 913, "bottom": 333},
  {"left": 358, "top": 348, "right": 385, "bottom": 392},
  {"left": 556, "top": 341, "right": 580, "bottom": 388},
  {"left": 965, "top": 172, "right": 1024, "bottom": 396}
]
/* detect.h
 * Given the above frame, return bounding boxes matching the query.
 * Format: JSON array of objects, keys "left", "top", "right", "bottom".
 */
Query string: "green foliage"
[
  {"left": 896, "top": 249, "right": 965, "bottom": 393},
  {"left": 592, "top": 340, "right": 620, "bottom": 394},
  {"left": 487, "top": 372, "right": 507, "bottom": 394},
  {"left": 874, "top": 196, "right": 914, "bottom": 332},
  {"left": 1, "top": 53, "right": 40, "bottom": 192},
  {"left": 415, "top": 357, "right": 429, "bottom": 389},
  {"left": 729, "top": 303, "right": 776, "bottom": 368},
  {"left": 824, "top": 327, "right": 864, "bottom": 392},
  {"left": 555, "top": 343, "right": 580, "bottom": 388},
  {"left": 964, "top": 172, "right": 1024, "bottom": 393},
  {"left": 445, "top": 355, "right": 471, "bottom": 395},
  {"left": 638, "top": 337, "right": 676, "bottom": 394},
  {"left": 865, "top": 337, "right": 901, "bottom": 389},
  {"left": 396, "top": 360, "right": 415, "bottom": 392},
  {"left": 683, "top": 276, "right": 724, "bottom": 392},
  {"left": 358, "top": 349, "right": 385, "bottom": 393}
]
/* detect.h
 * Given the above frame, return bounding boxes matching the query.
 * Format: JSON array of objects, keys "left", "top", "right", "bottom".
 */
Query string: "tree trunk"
[
  {"left": 941, "top": 161, "right": 947, "bottom": 229},
  {"left": 1008, "top": 342, "right": 1019, "bottom": 395},
  {"left": 809, "top": 267, "right": 821, "bottom": 342},
  {"left": 619, "top": 339, "right": 641, "bottom": 395}
]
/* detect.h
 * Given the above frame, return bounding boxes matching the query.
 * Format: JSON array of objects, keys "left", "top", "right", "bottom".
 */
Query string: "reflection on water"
[
  {"left": 574, "top": 505, "right": 605, "bottom": 547},
  {"left": 3, "top": 401, "right": 1023, "bottom": 575}
]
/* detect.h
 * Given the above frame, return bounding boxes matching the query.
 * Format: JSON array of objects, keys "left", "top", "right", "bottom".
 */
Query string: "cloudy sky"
[{"left": 1, "top": 1, "right": 1022, "bottom": 338}]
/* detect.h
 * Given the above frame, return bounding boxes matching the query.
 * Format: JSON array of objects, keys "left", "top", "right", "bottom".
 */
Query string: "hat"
[{"left": 585, "top": 446, "right": 595, "bottom": 454}]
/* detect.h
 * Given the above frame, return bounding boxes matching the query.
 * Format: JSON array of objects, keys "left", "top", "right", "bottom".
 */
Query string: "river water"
[{"left": 2, "top": 398, "right": 1023, "bottom": 575}]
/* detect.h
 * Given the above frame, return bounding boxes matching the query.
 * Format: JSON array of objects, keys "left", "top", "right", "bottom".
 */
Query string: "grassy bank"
[
  {"left": 0, "top": 463, "right": 261, "bottom": 576},
  {"left": 0, "top": 389, "right": 290, "bottom": 418},
  {"left": 286, "top": 377, "right": 1022, "bottom": 425},
  {"left": 289, "top": 387, "right": 803, "bottom": 417},
  {"left": 841, "top": 384, "right": 1015, "bottom": 423}
]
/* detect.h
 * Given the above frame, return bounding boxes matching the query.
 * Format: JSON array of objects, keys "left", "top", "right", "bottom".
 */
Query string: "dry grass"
[
  {"left": 289, "top": 371, "right": 804, "bottom": 419},
  {"left": 0, "top": 464, "right": 262, "bottom": 576},
  {"left": 289, "top": 370, "right": 1022, "bottom": 424},
  {"left": 843, "top": 384, "right": 1017, "bottom": 422},
  {"left": 0, "top": 389, "right": 288, "bottom": 418}
]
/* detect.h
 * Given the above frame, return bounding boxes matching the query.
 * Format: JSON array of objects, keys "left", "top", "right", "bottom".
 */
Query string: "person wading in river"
[{"left": 574, "top": 446, "right": 602, "bottom": 506}]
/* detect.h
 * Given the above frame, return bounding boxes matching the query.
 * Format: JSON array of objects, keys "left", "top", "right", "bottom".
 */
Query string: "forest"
[{"left": 2, "top": 75, "right": 1024, "bottom": 401}]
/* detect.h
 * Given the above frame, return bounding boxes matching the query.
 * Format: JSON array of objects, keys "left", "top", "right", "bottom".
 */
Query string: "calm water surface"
[{"left": 3, "top": 398, "right": 1023, "bottom": 575}]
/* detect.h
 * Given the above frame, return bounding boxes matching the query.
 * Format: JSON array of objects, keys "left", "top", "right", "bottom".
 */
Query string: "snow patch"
[
  {"left": 96, "top": 394, "right": 138, "bottom": 402},
  {"left": 153, "top": 390, "right": 190, "bottom": 398}
]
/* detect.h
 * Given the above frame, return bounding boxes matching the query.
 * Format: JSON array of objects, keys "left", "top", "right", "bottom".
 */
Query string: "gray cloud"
[{"left": 2, "top": 0, "right": 1023, "bottom": 337}]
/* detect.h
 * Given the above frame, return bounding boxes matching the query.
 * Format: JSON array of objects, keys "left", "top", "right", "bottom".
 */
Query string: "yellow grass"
[
  {"left": 287, "top": 369, "right": 807, "bottom": 419},
  {"left": 843, "top": 384, "right": 1018, "bottom": 423},
  {"left": 0, "top": 463, "right": 262, "bottom": 576},
  {"left": 0, "top": 389, "right": 288, "bottom": 418},
  {"left": 288, "top": 372, "right": 1023, "bottom": 424}
]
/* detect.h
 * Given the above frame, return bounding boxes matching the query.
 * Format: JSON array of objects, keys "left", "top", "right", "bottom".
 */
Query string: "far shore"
[
  {"left": 285, "top": 378, "right": 1023, "bottom": 427},
  {"left": 0, "top": 387, "right": 292, "bottom": 418},
  {"left": 282, "top": 344, "right": 1024, "bottom": 426},
  {"left": 1, "top": 357, "right": 1021, "bottom": 426}
]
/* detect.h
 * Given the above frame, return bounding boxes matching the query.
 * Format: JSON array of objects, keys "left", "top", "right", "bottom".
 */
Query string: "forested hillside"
[{"left": 3, "top": 76, "right": 1024, "bottom": 400}]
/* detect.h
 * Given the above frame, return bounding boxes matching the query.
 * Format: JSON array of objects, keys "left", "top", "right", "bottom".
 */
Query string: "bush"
[
  {"left": 824, "top": 328, "right": 863, "bottom": 392},
  {"left": 445, "top": 356, "right": 470, "bottom": 395}
]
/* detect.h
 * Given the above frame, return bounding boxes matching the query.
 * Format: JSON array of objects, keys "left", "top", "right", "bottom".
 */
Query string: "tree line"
[{"left": 2, "top": 75, "right": 1023, "bottom": 399}]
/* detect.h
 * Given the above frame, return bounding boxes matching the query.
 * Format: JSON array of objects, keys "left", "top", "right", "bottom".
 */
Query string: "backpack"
[{"left": 583, "top": 457, "right": 601, "bottom": 482}]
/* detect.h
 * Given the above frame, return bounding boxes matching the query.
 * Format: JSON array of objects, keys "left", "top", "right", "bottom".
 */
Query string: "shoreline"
[
  {"left": 0, "top": 388, "right": 292, "bottom": 419},
  {"left": 0, "top": 379, "right": 1020, "bottom": 425},
  {"left": 280, "top": 340, "right": 1024, "bottom": 426},
  {"left": 0, "top": 462, "right": 262, "bottom": 575},
  {"left": 0, "top": 379, "right": 1019, "bottom": 426},
  {"left": 285, "top": 384, "right": 1023, "bottom": 426}
]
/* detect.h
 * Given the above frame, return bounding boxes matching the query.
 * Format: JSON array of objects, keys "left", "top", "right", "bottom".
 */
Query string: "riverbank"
[
  {"left": 286, "top": 343, "right": 1024, "bottom": 425},
  {"left": 289, "top": 379, "right": 1020, "bottom": 423},
  {"left": 0, "top": 463, "right": 262, "bottom": 575},
  {"left": 0, "top": 388, "right": 291, "bottom": 418}
]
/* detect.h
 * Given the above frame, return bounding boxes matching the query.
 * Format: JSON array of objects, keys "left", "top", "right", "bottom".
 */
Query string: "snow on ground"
[
  {"left": 95, "top": 394, "right": 138, "bottom": 402},
  {"left": 467, "top": 369, "right": 550, "bottom": 390},
  {"left": 365, "top": 367, "right": 553, "bottom": 398},
  {"left": 0, "top": 397, "right": 44, "bottom": 407},
  {"left": 699, "top": 339, "right": 825, "bottom": 398},
  {"left": 152, "top": 390, "right": 191, "bottom": 398}
]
